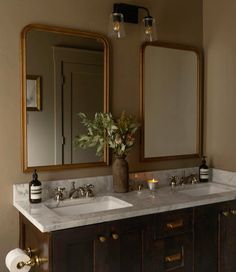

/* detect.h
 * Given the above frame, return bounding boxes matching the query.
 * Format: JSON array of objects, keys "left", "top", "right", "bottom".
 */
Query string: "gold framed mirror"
[
  {"left": 140, "top": 41, "right": 203, "bottom": 161},
  {"left": 21, "top": 24, "right": 109, "bottom": 172}
]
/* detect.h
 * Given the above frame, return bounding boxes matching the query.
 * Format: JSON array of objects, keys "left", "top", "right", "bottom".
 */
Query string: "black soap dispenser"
[
  {"left": 199, "top": 156, "right": 209, "bottom": 182},
  {"left": 29, "top": 169, "right": 42, "bottom": 203}
]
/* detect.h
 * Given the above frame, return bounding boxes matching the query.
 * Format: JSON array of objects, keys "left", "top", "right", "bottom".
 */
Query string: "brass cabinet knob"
[
  {"left": 98, "top": 236, "right": 107, "bottom": 243},
  {"left": 222, "top": 211, "right": 230, "bottom": 217},
  {"left": 112, "top": 233, "right": 119, "bottom": 240},
  {"left": 231, "top": 210, "right": 236, "bottom": 215}
]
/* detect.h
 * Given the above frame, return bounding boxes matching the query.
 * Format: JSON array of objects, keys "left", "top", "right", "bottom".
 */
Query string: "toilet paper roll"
[{"left": 5, "top": 248, "right": 31, "bottom": 272}]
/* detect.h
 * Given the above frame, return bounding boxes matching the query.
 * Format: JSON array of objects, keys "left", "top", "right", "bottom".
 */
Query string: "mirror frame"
[
  {"left": 140, "top": 41, "right": 203, "bottom": 162},
  {"left": 21, "top": 24, "right": 110, "bottom": 172}
]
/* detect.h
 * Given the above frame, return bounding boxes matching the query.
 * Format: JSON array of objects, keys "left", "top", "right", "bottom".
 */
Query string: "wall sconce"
[{"left": 108, "top": 3, "right": 157, "bottom": 42}]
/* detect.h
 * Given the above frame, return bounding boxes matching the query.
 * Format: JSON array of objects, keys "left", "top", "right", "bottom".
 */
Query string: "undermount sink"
[
  {"left": 46, "top": 196, "right": 133, "bottom": 217},
  {"left": 180, "top": 183, "right": 233, "bottom": 197}
]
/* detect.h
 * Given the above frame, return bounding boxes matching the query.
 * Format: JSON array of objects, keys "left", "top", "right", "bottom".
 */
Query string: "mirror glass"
[
  {"left": 21, "top": 24, "right": 109, "bottom": 171},
  {"left": 141, "top": 42, "right": 202, "bottom": 161}
]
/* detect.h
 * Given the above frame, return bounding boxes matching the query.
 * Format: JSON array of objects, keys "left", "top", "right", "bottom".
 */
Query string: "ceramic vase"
[{"left": 112, "top": 156, "right": 129, "bottom": 193}]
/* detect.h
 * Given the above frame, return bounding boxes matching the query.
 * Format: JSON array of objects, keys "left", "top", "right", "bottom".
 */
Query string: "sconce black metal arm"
[{"left": 112, "top": 3, "right": 151, "bottom": 24}]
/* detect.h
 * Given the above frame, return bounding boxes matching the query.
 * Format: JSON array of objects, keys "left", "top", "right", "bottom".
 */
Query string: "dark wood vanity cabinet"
[
  {"left": 194, "top": 199, "right": 236, "bottom": 272},
  {"left": 19, "top": 200, "right": 236, "bottom": 272},
  {"left": 19, "top": 210, "right": 193, "bottom": 272}
]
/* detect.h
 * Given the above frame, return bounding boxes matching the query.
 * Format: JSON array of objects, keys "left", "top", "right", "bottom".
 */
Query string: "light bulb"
[
  {"left": 108, "top": 13, "right": 125, "bottom": 39},
  {"left": 113, "top": 21, "right": 121, "bottom": 33},
  {"left": 142, "top": 16, "right": 157, "bottom": 42},
  {"left": 145, "top": 25, "right": 152, "bottom": 35}
]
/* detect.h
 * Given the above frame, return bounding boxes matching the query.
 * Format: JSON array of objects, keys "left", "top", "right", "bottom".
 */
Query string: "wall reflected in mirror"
[
  {"left": 140, "top": 42, "right": 202, "bottom": 161},
  {"left": 22, "top": 25, "right": 109, "bottom": 171}
]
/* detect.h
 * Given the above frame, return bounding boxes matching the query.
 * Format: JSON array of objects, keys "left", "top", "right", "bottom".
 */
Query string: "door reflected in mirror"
[
  {"left": 21, "top": 24, "right": 109, "bottom": 171},
  {"left": 140, "top": 42, "right": 202, "bottom": 161}
]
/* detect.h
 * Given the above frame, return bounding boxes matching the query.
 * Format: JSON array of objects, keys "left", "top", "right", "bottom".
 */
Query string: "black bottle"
[
  {"left": 29, "top": 169, "right": 42, "bottom": 203},
  {"left": 199, "top": 156, "right": 209, "bottom": 182}
]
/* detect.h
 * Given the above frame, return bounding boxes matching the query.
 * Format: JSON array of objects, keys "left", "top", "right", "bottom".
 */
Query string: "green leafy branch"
[{"left": 74, "top": 112, "right": 139, "bottom": 157}]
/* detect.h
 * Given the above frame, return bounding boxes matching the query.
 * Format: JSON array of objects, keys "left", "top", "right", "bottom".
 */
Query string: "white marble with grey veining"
[
  {"left": 14, "top": 167, "right": 236, "bottom": 233},
  {"left": 212, "top": 168, "right": 236, "bottom": 186}
]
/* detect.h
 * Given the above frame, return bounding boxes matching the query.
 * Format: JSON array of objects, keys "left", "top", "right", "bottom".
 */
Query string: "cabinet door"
[
  {"left": 53, "top": 222, "right": 120, "bottom": 272},
  {"left": 219, "top": 200, "right": 236, "bottom": 272},
  {"left": 194, "top": 204, "right": 220, "bottom": 272},
  {"left": 52, "top": 224, "right": 99, "bottom": 272},
  {"left": 144, "top": 232, "right": 193, "bottom": 272},
  {"left": 52, "top": 217, "right": 144, "bottom": 272},
  {"left": 94, "top": 222, "right": 119, "bottom": 272},
  {"left": 93, "top": 217, "right": 144, "bottom": 272},
  {"left": 119, "top": 217, "right": 144, "bottom": 272}
]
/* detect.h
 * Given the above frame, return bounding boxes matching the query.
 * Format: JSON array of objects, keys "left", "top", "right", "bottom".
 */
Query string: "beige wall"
[
  {"left": 204, "top": 0, "right": 236, "bottom": 170},
  {"left": 0, "top": 0, "right": 202, "bottom": 269}
]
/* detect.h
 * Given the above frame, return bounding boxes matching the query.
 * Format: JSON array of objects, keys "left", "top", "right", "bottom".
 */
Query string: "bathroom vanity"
[
  {"left": 15, "top": 181, "right": 236, "bottom": 272},
  {"left": 20, "top": 208, "right": 193, "bottom": 272}
]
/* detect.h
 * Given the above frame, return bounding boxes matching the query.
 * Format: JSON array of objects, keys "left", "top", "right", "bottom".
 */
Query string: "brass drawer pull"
[
  {"left": 112, "top": 233, "right": 119, "bottom": 240},
  {"left": 98, "top": 236, "right": 107, "bottom": 243},
  {"left": 166, "top": 219, "right": 184, "bottom": 230},
  {"left": 231, "top": 210, "right": 236, "bottom": 215},
  {"left": 222, "top": 211, "right": 230, "bottom": 217},
  {"left": 165, "top": 253, "right": 182, "bottom": 263}
]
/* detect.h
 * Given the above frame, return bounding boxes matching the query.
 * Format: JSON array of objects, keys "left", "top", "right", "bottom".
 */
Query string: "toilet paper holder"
[{"left": 17, "top": 248, "right": 48, "bottom": 269}]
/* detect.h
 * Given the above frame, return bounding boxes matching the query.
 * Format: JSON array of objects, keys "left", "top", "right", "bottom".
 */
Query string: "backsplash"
[
  {"left": 212, "top": 168, "right": 236, "bottom": 186},
  {"left": 14, "top": 167, "right": 198, "bottom": 202}
]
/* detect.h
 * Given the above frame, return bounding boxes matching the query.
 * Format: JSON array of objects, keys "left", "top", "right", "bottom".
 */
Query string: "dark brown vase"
[{"left": 112, "top": 156, "right": 129, "bottom": 193}]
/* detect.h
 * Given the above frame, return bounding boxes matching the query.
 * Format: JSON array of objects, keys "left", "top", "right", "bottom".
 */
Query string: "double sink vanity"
[{"left": 14, "top": 169, "right": 236, "bottom": 272}]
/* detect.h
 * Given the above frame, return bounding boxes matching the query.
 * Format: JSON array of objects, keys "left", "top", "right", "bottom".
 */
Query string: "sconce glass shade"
[
  {"left": 108, "top": 13, "right": 126, "bottom": 38},
  {"left": 142, "top": 16, "right": 157, "bottom": 42}
]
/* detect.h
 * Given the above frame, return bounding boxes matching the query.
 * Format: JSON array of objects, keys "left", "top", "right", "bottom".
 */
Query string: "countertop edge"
[{"left": 14, "top": 184, "right": 236, "bottom": 233}]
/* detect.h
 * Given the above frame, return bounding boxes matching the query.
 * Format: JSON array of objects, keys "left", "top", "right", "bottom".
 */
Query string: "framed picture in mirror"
[{"left": 26, "top": 75, "right": 41, "bottom": 111}]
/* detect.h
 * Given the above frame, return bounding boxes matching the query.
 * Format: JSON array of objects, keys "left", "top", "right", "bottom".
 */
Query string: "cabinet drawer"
[
  {"left": 154, "top": 209, "right": 193, "bottom": 238},
  {"left": 164, "top": 233, "right": 193, "bottom": 271},
  {"left": 143, "top": 232, "right": 193, "bottom": 272}
]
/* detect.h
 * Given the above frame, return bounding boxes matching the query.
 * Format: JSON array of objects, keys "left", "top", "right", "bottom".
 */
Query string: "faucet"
[
  {"left": 84, "top": 184, "right": 95, "bottom": 198},
  {"left": 169, "top": 176, "right": 180, "bottom": 187},
  {"left": 69, "top": 182, "right": 84, "bottom": 199},
  {"left": 69, "top": 182, "right": 95, "bottom": 199},
  {"left": 181, "top": 173, "right": 198, "bottom": 185},
  {"left": 54, "top": 187, "right": 65, "bottom": 202},
  {"left": 188, "top": 174, "right": 198, "bottom": 184},
  {"left": 169, "top": 173, "right": 198, "bottom": 187}
]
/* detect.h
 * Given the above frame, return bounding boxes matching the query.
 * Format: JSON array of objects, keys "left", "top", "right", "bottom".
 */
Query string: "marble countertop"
[{"left": 13, "top": 181, "right": 236, "bottom": 233}]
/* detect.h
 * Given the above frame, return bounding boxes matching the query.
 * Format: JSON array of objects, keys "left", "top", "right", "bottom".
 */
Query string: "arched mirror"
[
  {"left": 21, "top": 24, "right": 109, "bottom": 171},
  {"left": 140, "top": 42, "right": 202, "bottom": 161}
]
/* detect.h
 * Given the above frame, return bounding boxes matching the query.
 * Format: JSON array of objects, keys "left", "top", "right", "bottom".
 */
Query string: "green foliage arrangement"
[{"left": 74, "top": 112, "right": 139, "bottom": 157}]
